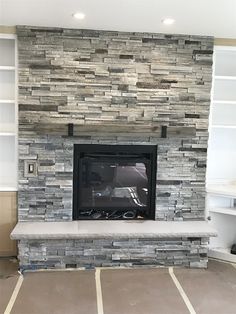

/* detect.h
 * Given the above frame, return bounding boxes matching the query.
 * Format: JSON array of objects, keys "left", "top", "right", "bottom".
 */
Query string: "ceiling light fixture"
[
  {"left": 162, "top": 18, "right": 175, "bottom": 25},
  {"left": 73, "top": 12, "right": 85, "bottom": 20}
]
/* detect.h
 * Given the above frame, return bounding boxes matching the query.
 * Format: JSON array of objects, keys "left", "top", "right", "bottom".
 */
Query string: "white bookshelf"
[
  {"left": 206, "top": 46, "right": 236, "bottom": 263},
  {"left": 0, "top": 34, "right": 17, "bottom": 191},
  {"left": 207, "top": 184, "right": 236, "bottom": 198},
  {"left": 209, "top": 248, "right": 236, "bottom": 263},
  {"left": 209, "top": 207, "right": 236, "bottom": 216},
  {"left": 215, "top": 76, "right": 236, "bottom": 81}
]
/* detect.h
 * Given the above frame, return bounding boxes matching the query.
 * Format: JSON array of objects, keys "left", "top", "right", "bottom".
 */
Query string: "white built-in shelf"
[
  {"left": 0, "top": 99, "right": 15, "bottom": 104},
  {"left": 0, "top": 66, "right": 15, "bottom": 71},
  {"left": 209, "top": 207, "right": 236, "bottom": 216},
  {"left": 213, "top": 79, "right": 236, "bottom": 101},
  {"left": 207, "top": 45, "right": 236, "bottom": 263},
  {"left": 0, "top": 34, "right": 17, "bottom": 192},
  {"left": 209, "top": 247, "right": 236, "bottom": 263},
  {"left": 215, "top": 75, "right": 236, "bottom": 81},
  {"left": 207, "top": 184, "right": 236, "bottom": 198},
  {"left": 212, "top": 125, "right": 236, "bottom": 129},
  {"left": 0, "top": 186, "right": 18, "bottom": 192},
  {"left": 0, "top": 132, "right": 16, "bottom": 136},
  {"left": 213, "top": 100, "right": 236, "bottom": 105}
]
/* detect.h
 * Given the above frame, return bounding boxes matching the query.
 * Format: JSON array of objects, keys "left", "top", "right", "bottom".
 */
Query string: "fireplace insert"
[{"left": 73, "top": 144, "right": 157, "bottom": 220}]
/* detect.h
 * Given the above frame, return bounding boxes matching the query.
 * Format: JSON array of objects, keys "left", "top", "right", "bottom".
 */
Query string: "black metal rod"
[{"left": 161, "top": 126, "right": 167, "bottom": 138}]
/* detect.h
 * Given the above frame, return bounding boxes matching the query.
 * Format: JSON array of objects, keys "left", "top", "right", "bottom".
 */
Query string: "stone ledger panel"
[
  {"left": 17, "top": 26, "right": 213, "bottom": 222},
  {"left": 18, "top": 237, "right": 209, "bottom": 269}
]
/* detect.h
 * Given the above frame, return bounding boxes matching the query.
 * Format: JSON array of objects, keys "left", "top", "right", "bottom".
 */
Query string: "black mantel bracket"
[
  {"left": 68, "top": 123, "right": 74, "bottom": 136},
  {"left": 161, "top": 126, "right": 167, "bottom": 138}
]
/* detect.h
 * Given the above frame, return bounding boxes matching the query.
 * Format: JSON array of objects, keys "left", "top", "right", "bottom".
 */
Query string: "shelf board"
[
  {"left": 213, "top": 100, "right": 236, "bottom": 105},
  {"left": 0, "top": 34, "right": 16, "bottom": 40},
  {"left": 0, "top": 186, "right": 17, "bottom": 192},
  {"left": 215, "top": 75, "right": 236, "bottom": 81},
  {"left": 0, "top": 66, "right": 15, "bottom": 71},
  {"left": 0, "top": 100, "right": 15, "bottom": 104},
  {"left": 0, "top": 132, "right": 16, "bottom": 136},
  {"left": 211, "top": 125, "right": 236, "bottom": 129},
  {"left": 209, "top": 207, "right": 236, "bottom": 216},
  {"left": 209, "top": 247, "right": 236, "bottom": 263},
  {"left": 206, "top": 184, "right": 236, "bottom": 197},
  {"left": 215, "top": 46, "right": 236, "bottom": 52}
]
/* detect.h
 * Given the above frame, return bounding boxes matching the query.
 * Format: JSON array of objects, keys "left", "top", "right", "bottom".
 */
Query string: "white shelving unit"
[
  {"left": 0, "top": 34, "right": 18, "bottom": 191},
  {"left": 206, "top": 46, "right": 236, "bottom": 263}
]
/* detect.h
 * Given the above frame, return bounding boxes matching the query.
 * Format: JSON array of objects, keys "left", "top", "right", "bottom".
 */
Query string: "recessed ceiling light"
[
  {"left": 162, "top": 18, "right": 175, "bottom": 25},
  {"left": 73, "top": 12, "right": 85, "bottom": 20}
]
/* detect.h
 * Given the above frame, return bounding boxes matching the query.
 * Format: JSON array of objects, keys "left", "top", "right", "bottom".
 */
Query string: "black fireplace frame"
[{"left": 73, "top": 144, "right": 157, "bottom": 220}]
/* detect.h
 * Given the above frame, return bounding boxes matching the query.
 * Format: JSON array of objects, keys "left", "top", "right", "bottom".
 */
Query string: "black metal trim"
[{"left": 73, "top": 144, "right": 157, "bottom": 220}]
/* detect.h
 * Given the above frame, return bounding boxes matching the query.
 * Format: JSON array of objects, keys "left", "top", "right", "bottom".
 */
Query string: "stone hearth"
[{"left": 11, "top": 221, "right": 216, "bottom": 269}]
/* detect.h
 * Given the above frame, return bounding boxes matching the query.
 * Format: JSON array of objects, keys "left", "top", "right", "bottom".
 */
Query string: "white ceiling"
[{"left": 0, "top": 0, "right": 236, "bottom": 38}]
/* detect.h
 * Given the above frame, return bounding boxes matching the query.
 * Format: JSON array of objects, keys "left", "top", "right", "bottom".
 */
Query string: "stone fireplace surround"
[{"left": 12, "top": 26, "right": 216, "bottom": 269}]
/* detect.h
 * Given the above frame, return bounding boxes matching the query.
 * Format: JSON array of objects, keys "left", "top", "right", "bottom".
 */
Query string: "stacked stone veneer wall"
[
  {"left": 18, "top": 237, "right": 209, "bottom": 270},
  {"left": 17, "top": 26, "right": 213, "bottom": 222}
]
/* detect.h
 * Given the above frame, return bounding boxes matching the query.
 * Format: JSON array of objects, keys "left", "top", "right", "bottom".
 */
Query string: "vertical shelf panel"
[
  {"left": 213, "top": 79, "right": 236, "bottom": 101},
  {"left": 215, "top": 49, "right": 236, "bottom": 77},
  {"left": 0, "top": 39, "right": 15, "bottom": 67},
  {"left": 0, "top": 70, "right": 15, "bottom": 100},
  {"left": 208, "top": 126, "right": 236, "bottom": 180},
  {"left": 207, "top": 46, "right": 236, "bottom": 262},
  {"left": 211, "top": 102, "right": 236, "bottom": 126},
  {"left": 0, "top": 102, "right": 15, "bottom": 133},
  {"left": 209, "top": 214, "right": 236, "bottom": 248},
  {"left": 0, "top": 34, "right": 17, "bottom": 191}
]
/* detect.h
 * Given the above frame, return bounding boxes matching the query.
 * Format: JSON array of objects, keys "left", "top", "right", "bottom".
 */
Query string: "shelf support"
[{"left": 68, "top": 123, "right": 74, "bottom": 136}]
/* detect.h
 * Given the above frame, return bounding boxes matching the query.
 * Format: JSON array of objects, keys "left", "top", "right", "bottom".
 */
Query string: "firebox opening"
[{"left": 73, "top": 144, "right": 157, "bottom": 220}]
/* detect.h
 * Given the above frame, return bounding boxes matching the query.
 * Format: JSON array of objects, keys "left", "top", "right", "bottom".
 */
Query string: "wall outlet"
[{"left": 24, "top": 160, "right": 37, "bottom": 177}]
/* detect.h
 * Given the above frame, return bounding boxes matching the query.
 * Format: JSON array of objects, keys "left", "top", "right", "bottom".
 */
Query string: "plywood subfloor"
[
  {"left": 0, "top": 258, "right": 19, "bottom": 313},
  {"left": 1, "top": 259, "right": 236, "bottom": 314}
]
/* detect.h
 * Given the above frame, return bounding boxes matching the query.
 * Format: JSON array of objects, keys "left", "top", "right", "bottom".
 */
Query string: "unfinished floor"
[{"left": 1, "top": 259, "right": 236, "bottom": 314}]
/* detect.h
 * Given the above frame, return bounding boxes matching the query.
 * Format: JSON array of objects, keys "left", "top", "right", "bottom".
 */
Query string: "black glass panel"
[
  {"left": 73, "top": 144, "right": 157, "bottom": 220},
  {"left": 80, "top": 159, "right": 148, "bottom": 209}
]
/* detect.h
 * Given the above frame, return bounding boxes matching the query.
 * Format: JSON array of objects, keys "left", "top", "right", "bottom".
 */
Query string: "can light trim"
[
  {"left": 73, "top": 12, "right": 86, "bottom": 20},
  {"left": 162, "top": 18, "right": 175, "bottom": 25}
]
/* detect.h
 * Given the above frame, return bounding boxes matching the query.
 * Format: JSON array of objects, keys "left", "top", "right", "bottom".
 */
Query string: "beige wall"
[
  {"left": 0, "top": 25, "right": 16, "bottom": 34},
  {"left": 215, "top": 38, "right": 236, "bottom": 46},
  {"left": 0, "top": 192, "right": 17, "bottom": 256}
]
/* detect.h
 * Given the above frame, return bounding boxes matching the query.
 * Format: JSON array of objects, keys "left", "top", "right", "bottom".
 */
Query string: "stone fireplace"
[{"left": 11, "top": 26, "right": 217, "bottom": 269}]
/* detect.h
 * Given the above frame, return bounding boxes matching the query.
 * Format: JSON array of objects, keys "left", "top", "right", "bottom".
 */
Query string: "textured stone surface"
[
  {"left": 11, "top": 221, "right": 217, "bottom": 240},
  {"left": 17, "top": 26, "right": 213, "bottom": 222},
  {"left": 18, "top": 237, "right": 209, "bottom": 270}
]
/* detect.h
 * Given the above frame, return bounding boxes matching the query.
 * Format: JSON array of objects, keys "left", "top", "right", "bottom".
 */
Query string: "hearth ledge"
[{"left": 11, "top": 221, "right": 217, "bottom": 240}]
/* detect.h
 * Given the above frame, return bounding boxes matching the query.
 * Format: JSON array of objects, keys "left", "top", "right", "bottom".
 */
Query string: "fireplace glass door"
[{"left": 73, "top": 144, "right": 157, "bottom": 220}]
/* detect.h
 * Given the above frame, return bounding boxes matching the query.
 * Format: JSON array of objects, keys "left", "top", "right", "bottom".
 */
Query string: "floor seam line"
[
  {"left": 95, "top": 268, "right": 104, "bottom": 314},
  {"left": 168, "top": 267, "right": 196, "bottom": 314},
  {"left": 4, "top": 275, "right": 24, "bottom": 314}
]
